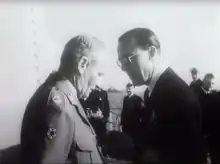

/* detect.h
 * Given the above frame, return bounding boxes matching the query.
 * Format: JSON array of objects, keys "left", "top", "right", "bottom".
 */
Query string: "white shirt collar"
[
  {"left": 148, "top": 65, "right": 168, "bottom": 96},
  {"left": 201, "top": 86, "right": 211, "bottom": 94},
  {"left": 127, "top": 92, "right": 134, "bottom": 98}
]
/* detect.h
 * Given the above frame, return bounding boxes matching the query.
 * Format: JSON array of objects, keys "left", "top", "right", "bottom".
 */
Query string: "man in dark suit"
[
  {"left": 117, "top": 28, "right": 206, "bottom": 164},
  {"left": 205, "top": 91, "right": 220, "bottom": 164},
  {"left": 193, "top": 73, "right": 220, "bottom": 164},
  {"left": 80, "top": 85, "right": 110, "bottom": 156},
  {"left": 189, "top": 67, "right": 203, "bottom": 91},
  {"left": 193, "top": 73, "right": 215, "bottom": 101},
  {"left": 20, "top": 35, "right": 107, "bottom": 164},
  {"left": 120, "top": 83, "right": 145, "bottom": 149}
]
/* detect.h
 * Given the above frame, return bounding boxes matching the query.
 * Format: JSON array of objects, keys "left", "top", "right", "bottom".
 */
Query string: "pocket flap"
[{"left": 76, "top": 137, "right": 95, "bottom": 152}]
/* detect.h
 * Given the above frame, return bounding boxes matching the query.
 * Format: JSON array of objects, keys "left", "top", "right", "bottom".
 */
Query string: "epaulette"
[{"left": 47, "top": 87, "right": 66, "bottom": 109}]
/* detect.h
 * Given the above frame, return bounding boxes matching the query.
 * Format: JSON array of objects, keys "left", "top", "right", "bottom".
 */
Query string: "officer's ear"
[
  {"left": 148, "top": 45, "right": 157, "bottom": 60},
  {"left": 78, "top": 56, "right": 89, "bottom": 74}
]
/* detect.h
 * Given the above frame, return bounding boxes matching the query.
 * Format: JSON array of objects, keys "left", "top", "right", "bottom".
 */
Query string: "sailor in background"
[{"left": 80, "top": 84, "right": 110, "bottom": 157}]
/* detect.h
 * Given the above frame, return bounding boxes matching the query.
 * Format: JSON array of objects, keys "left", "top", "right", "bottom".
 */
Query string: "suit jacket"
[
  {"left": 205, "top": 91, "right": 220, "bottom": 150},
  {"left": 194, "top": 87, "right": 220, "bottom": 150},
  {"left": 20, "top": 72, "right": 105, "bottom": 164},
  {"left": 190, "top": 79, "right": 203, "bottom": 93},
  {"left": 120, "top": 94, "right": 145, "bottom": 142},
  {"left": 142, "top": 68, "right": 205, "bottom": 164}
]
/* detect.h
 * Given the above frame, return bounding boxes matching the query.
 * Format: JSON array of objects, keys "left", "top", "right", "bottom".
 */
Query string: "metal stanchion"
[{"left": 30, "top": 7, "right": 41, "bottom": 85}]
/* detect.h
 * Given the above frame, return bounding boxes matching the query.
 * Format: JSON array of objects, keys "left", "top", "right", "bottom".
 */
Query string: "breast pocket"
[
  {"left": 76, "top": 136, "right": 95, "bottom": 164},
  {"left": 76, "top": 136, "right": 94, "bottom": 152}
]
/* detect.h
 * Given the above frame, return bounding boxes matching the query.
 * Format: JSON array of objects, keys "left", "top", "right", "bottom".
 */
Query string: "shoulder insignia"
[
  {"left": 66, "top": 92, "right": 76, "bottom": 105},
  {"left": 48, "top": 89, "right": 65, "bottom": 109},
  {"left": 52, "top": 95, "right": 62, "bottom": 104}
]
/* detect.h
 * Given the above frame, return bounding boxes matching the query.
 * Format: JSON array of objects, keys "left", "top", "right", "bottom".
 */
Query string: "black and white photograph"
[{"left": 0, "top": 1, "right": 220, "bottom": 164}]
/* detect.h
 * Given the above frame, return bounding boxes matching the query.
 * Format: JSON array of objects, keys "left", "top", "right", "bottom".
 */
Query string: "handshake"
[{"left": 86, "top": 108, "right": 104, "bottom": 119}]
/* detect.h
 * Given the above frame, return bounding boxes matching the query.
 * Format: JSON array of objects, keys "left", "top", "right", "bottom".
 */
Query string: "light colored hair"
[{"left": 59, "top": 34, "right": 105, "bottom": 72}]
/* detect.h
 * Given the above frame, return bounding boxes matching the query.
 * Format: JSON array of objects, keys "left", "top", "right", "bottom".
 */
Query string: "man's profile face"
[
  {"left": 117, "top": 41, "right": 147, "bottom": 86},
  {"left": 203, "top": 77, "right": 215, "bottom": 91},
  {"left": 80, "top": 52, "right": 106, "bottom": 99},
  {"left": 127, "top": 87, "right": 132, "bottom": 95}
]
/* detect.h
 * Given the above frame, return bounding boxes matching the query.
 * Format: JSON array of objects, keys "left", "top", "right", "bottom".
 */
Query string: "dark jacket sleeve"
[{"left": 120, "top": 97, "right": 128, "bottom": 126}]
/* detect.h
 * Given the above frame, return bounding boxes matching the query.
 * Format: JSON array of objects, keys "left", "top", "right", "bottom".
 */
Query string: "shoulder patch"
[
  {"left": 46, "top": 127, "right": 57, "bottom": 140},
  {"left": 48, "top": 88, "right": 66, "bottom": 109},
  {"left": 66, "top": 92, "right": 79, "bottom": 106}
]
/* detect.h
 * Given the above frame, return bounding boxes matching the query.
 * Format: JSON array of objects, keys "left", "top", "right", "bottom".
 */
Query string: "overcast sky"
[{"left": 0, "top": 2, "right": 220, "bottom": 148}]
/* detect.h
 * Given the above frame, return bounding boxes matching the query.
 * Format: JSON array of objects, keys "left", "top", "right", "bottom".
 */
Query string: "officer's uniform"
[{"left": 20, "top": 72, "right": 105, "bottom": 164}]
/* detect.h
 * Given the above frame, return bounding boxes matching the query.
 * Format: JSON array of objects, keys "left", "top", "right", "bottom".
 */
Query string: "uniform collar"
[
  {"left": 55, "top": 79, "right": 78, "bottom": 105},
  {"left": 95, "top": 86, "right": 102, "bottom": 92},
  {"left": 46, "top": 71, "right": 78, "bottom": 98},
  {"left": 148, "top": 65, "right": 168, "bottom": 96}
]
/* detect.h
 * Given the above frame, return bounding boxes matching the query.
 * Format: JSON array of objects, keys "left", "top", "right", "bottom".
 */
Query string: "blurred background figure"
[
  {"left": 120, "top": 83, "right": 145, "bottom": 153},
  {"left": 193, "top": 73, "right": 216, "bottom": 100},
  {"left": 202, "top": 73, "right": 216, "bottom": 93},
  {"left": 189, "top": 67, "right": 202, "bottom": 92},
  {"left": 192, "top": 73, "right": 220, "bottom": 164}
]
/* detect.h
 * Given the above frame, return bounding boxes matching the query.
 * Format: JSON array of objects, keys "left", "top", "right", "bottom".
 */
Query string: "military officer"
[{"left": 20, "top": 35, "right": 107, "bottom": 164}]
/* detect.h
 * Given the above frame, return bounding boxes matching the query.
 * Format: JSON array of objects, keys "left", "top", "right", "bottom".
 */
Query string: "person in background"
[
  {"left": 189, "top": 67, "right": 202, "bottom": 91},
  {"left": 117, "top": 28, "right": 206, "bottom": 164},
  {"left": 193, "top": 73, "right": 216, "bottom": 107},
  {"left": 120, "top": 83, "right": 145, "bottom": 152},
  {"left": 20, "top": 35, "right": 108, "bottom": 164},
  {"left": 80, "top": 84, "right": 110, "bottom": 157},
  {"left": 193, "top": 73, "right": 220, "bottom": 164}
]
